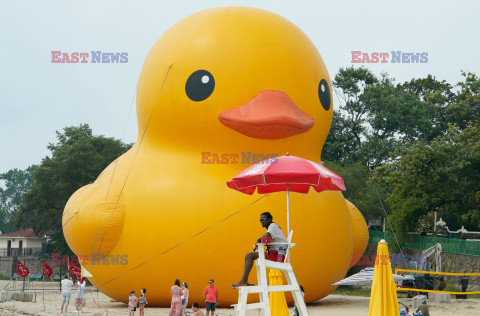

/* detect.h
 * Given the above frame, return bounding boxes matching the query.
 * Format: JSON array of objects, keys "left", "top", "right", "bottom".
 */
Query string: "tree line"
[
  {"left": 324, "top": 68, "right": 479, "bottom": 244},
  {"left": 0, "top": 67, "right": 478, "bottom": 251},
  {"left": 0, "top": 124, "right": 131, "bottom": 253}
]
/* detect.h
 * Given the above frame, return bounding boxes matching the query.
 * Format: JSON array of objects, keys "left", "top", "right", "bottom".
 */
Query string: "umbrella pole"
[{"left": 287, "top": 184, "right": 290, "bottom": 234}]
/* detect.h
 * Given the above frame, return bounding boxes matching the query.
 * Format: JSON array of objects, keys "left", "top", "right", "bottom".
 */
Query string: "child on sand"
[
  {"left": 128, "top": 290, "right": 138, "bottom": 316},
  {"left": 192, "top": 302, "right": 204, "bottom": 316}
]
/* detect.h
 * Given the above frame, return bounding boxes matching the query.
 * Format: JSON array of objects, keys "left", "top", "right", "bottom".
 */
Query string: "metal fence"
[
  {"left": 368, "top": 230, "right": 480, "bottom": 257},
  {"left": 408, "top": 235, "right": 480, "bottom": 257},
  {"left": 0, "top": 247, "right": 43, "bottom": 257},
  {"left": 369, "top": 230, "right": 387, "bottom": 243}
]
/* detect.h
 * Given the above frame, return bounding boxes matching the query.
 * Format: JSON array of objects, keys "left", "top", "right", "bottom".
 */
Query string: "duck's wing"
[
  {"left": 346, "top": 199, "right": 369, "bottom": 267},
  {"left": 63, "top": 157, "right": 129, "bottom": 259}
]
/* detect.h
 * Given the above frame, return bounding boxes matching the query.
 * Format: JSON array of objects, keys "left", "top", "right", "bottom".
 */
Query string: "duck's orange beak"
[{"left": 218, "top": 90, "right": 314, "bottom": 139}]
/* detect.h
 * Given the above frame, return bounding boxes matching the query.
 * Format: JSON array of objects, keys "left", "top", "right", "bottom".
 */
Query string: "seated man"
[
  {"left": 415, "top": 300, "right": 430, "bottom": 316},
  {"left": 232, "top": 211, "right": 287, "bottom": 288}
]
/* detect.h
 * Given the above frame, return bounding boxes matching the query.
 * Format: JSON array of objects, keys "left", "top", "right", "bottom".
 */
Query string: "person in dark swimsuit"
[{"left": 138, "top": 288, "right": 147, "bottom": 316}]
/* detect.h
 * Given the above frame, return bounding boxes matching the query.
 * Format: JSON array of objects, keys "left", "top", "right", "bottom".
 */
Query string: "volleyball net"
[{"left": 395, "top": 268, "right": 480, "bottom": 295}]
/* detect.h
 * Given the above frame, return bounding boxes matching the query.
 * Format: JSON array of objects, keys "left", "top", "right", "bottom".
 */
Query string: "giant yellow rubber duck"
[{"left": 63, "top": 7, "right": 368, "bottom": 306}]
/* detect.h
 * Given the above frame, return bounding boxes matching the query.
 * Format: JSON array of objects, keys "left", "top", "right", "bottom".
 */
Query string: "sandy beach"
[{"left": 0, "top": 281, "right": 479, "bottom": 315}]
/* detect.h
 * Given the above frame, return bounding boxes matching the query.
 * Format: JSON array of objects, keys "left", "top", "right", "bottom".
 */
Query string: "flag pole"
[
  {"left": 59, "top": 263, "right": 62, "bottom": 292},
  {"left": 22, "top": 261, "right": 25, "bottom": 293},
  {"left": 13, "top": 265, "right": 16, "bottom": 311},
  {"left": 42, "top": 274, "right": 45, "bottom": 311}
]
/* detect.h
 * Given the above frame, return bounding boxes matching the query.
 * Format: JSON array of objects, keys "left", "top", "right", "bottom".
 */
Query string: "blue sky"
[{"left": 0, "top": 0, "right": 479, "bottom": 174}]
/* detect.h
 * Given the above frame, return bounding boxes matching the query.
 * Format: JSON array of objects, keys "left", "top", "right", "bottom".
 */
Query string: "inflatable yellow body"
[{"left": 63, "top": 7, "right": 368, "bottom": 306}]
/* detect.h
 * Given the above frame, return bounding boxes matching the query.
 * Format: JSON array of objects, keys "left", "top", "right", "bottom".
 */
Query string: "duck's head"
[{"left": 137, "top": 7, "right": 333, "bottom": 159}]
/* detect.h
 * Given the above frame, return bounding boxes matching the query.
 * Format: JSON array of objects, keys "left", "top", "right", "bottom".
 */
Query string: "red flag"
[
  {"left": 16, "top": 261, "right": 29, "bottom": 277},
  {"left": 67, "top": 257, "right": 82, "bottom": 281},
  {"left": 42, "top": 261, "right": 53, "bottom": 280}
]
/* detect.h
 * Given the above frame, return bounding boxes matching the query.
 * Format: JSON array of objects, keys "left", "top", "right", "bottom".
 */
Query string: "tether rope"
[
  {"left": 96, "top": 194, "right": 270, "bottom": 289},
  {"left": 91, "top": 65, "right": 172, "bottom": 258},
  {"left": 91, "top": 89, "right": 137, "bottom": 258}
]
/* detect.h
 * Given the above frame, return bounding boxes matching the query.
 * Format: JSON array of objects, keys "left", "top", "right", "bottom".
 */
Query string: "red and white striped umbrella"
[
  {"left": 227, "top": 154, "right": 345, "bottom": 232},
  {"left": 227, "top": 154, "right": 345, "bottom": 194}
]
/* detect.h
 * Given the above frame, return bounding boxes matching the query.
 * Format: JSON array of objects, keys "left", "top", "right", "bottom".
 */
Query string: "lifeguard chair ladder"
[{"left": 233, "top": 231, "right": 309, "bottom": 316}]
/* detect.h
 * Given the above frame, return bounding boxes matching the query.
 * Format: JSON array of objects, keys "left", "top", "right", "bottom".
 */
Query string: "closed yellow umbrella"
[
  {"left": 268, "top": 269, "right": 289, "bottom": 316},
  {"left": 368, "top": 240, "right": 400, "bottom": 316}
]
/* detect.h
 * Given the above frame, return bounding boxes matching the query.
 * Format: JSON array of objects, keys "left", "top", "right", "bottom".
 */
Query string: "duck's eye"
[
  {"left": 318, "top": 79, "right": 331, "bottom": 111},
  {"left": 185, "top": 70, "right": 215, "bottom": 101}
]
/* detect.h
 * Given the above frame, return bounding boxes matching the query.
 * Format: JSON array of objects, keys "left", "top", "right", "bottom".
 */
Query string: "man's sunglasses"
[{"left": 259, "top": 218, "right": 268, "bottom": 222}]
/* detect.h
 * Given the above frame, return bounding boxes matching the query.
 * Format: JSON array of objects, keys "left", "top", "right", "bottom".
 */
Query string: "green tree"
[
  {"left": 323, "top": 161, "right": 387, "bottom": 222},
  {"left": 324, "top": 68, "right": 455, "bottom": 168},
  {"left": 321, "top": 112, "right": 362, "bottom": 163},
  {"left": 324, "top": 68, "right": 479, "bottom": 241},
  {"left": 446, "top": 71, "right": 480, "bottom": 128},
  {"left": 364, "top": 75, "right": 446, "bottom": 145},
  {"left": 12, "top": 124, "right": 131, "bottom": 252},
  {"left": 323, "top": 67, "right": 377, "bottom": 165},
  {"left": 397, "top": 74, "right": 453, "bottom": 140},
  {"left": 370, "top": 123, "right": 480, "bottom": 240},
  {"left": 0, "top": 165, "right": 37, "bottom": 232}
]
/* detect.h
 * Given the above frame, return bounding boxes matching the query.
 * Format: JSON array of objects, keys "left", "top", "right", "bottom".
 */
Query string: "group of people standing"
[
  {"left": 128, "top": 288, "right": 148, "bottom": 316},
  {"left": 61, "top": 275, "right": 217, "bottom": 315},
  {"left": 60, "top": 275, "right": 86, "bottom": 313},
  {"left": 169, "top": 278, "right": 218, "bottom": 316},
  {"left": 168, "top": 280, "right": 188, "bottom": 316}
]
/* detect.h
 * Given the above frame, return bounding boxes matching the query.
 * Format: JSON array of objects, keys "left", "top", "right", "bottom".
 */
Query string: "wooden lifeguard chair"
[{"left": 233, "top": 231, "right": 308, "bottom": 316}]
